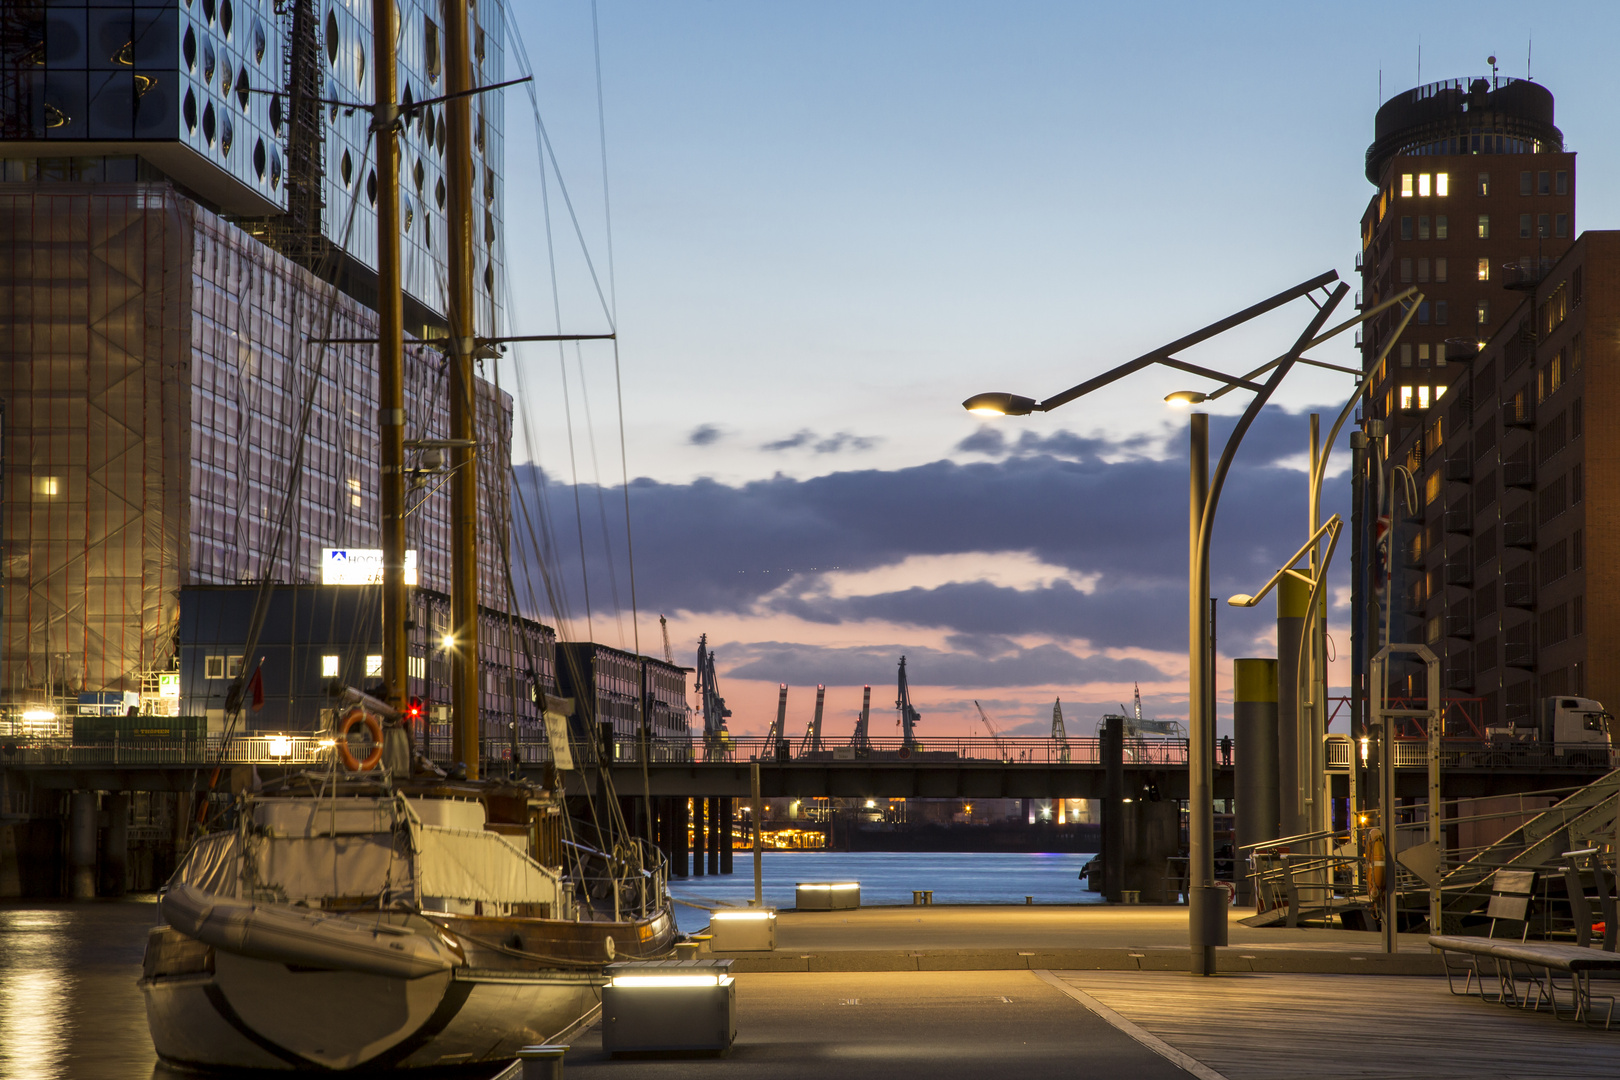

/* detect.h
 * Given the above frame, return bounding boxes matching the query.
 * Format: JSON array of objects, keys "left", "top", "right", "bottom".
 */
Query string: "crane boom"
[
  {"left": 973, "top": 700, "right": 1011, "bottom": 760},
  {"left": 695, "top": 634, "right": 731, "bottom": 757},
  {"left": 799, "top": 684, "right": 826, "bottom": 754},
  {"left": 896, "top": 656, "right": 922, "bottom": 750},
  {"left": 850, "top": 685, "right": 872, "bottom": 749},
  {"left": 659, "top": 614, "right": 673, "bottom": 664}
]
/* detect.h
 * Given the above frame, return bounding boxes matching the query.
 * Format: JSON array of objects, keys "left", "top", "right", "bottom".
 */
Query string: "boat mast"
[
  {"left": 444, "top": 0, "right": 481, "bottom": 778},
  {"left": 373, "top": 0, "right": 407, "bottom": 722}
]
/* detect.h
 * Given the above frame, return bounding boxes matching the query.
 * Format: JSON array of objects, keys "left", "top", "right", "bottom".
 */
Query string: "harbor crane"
[
  {"left": 659, "top": 615, "right": 673, "bottom": 664},
  {"left": 766, "top": 684, "right": 789, "bottom": 750},
  {"left": 695, "top": 635, "right": 732, "bottom": 756},
  {"left": 798, "top": 685, "right": 826, "bottom": 755},
  {"left": 896, "top": 656, "right": 922, "bottom": 751},
  {"left": 849, "top": 685, "right": 873, "bottom": 750},
  {"left": 1052, "top": 698, "right": 1071, "bottom": 763},
  {"left": 972, "top": 701, "right": 1012, "bottom": 761}
]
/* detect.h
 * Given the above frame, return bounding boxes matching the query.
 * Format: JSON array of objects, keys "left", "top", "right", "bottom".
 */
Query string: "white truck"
[{"left": 1486, "top": 696, "right": 1613, "bottom": 764}]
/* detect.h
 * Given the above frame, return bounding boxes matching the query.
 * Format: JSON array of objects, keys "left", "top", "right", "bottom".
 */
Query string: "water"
[
  {"left": 670, "top": 850, "right": 1101, "bottom": 932},
  {"left": 0, "top": 854, "right": 1099, "bottom": 1076}
]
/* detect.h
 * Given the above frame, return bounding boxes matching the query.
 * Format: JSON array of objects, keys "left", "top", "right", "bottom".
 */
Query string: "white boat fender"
[{"left": 161, "top": 884, "right": 455, "bottom": 980}]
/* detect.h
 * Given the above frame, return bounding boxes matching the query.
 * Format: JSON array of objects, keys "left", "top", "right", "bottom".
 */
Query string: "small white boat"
[{"left": 141, "top": 789, "right": 674, "bottom": 1071}]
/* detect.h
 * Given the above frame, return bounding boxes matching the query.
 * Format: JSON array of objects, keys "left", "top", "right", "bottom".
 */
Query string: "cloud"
[
  {"left": 687, "top": 423, "right": 724, "bottom": 446},
  {"left": 719, "top": 640, "right": 1169, "bottom": 689},
  {"left": 510, "top": 401, "right": 1354, "bottom": 660},
  {"left": 761, "top": 429, "right": 879, "bottom": 453}
]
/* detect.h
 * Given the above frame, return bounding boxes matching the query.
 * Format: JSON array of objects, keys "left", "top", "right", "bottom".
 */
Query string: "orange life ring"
[
  {"left": 337, "top": 708, "right": 385, "bottom": 772},
  {"left": 1365, "top": 827, "right": 1387, "bottom": 901}
]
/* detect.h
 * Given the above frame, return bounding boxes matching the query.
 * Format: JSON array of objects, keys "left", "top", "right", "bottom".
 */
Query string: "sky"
[{"left": 485, "top": 1, "right": 1620, "bottom": 741}]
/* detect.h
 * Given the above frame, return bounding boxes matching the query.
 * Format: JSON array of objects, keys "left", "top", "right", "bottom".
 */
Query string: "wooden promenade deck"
[{"left": 1054, "top": 970, "right": 1620, "bottom": 1079}]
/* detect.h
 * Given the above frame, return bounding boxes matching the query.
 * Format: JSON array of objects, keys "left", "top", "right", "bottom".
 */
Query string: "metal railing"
[{"left": 1326, "top": 739, "right": 1615, "bottom": 770}]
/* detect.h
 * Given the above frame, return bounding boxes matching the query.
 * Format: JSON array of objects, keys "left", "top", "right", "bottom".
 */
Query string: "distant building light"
[
  {"left": 20, "top": 708, "right": 56, "bottom": 722},
  {"left": 267, "top": 736, "right": 293, "bottom": 758},
  {"left": 321, "top": 654, "right": 339, "bottom": 678}
]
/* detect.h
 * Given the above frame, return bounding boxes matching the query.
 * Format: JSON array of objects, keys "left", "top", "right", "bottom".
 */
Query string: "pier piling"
[{"left": 69, "top": 791, "right": 97, "bottom": 899}]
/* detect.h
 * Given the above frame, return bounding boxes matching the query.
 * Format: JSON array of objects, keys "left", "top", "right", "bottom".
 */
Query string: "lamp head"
[
  {"left": 962, "top": 392, "right": 1038, "bottom": 417},
  {"left": 1164, "top": 390, "right": 1207, "bottom": 408},
  {"left": 1227, "top": 594, "right": 1255, "bottom": 607}
]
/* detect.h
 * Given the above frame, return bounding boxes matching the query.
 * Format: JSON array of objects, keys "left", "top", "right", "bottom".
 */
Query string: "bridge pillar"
[
  {"left": 672, "top": 796, "right": 689, "bottom": 878},
  {"left": 720, "top": 798, "right": 734, "bottom": 874},
  {"left": 69, "top": 791, "right": 98, "bottom": 899},
  {"left": 692, "top": 797, "right": 706, "bottom": 877},
  {"left": 1102, "top": 714, "right": 1123, "bottom": 903},
  {"left": 103, "top": 792, "right": 129, "bottom": 897},
  {"left": 707, "top": 798, "right": 721, "bottom": 875},
  {"left": 1233, "top": 658, "right": 1280, "bottom": 907}
]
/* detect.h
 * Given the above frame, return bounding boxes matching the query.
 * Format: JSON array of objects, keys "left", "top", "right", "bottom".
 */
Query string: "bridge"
[{"left": 1, "top": 732, "right": 1610, "bottom": 801}]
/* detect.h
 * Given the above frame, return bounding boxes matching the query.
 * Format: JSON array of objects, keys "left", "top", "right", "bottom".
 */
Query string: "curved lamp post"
[{"left": 964, "top": 271, "right": 1348, "bottom": 975}]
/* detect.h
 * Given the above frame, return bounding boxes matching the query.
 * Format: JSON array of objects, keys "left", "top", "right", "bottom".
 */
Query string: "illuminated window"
[
  {"left": 1477, "top": 300, "right": 1490, "bottom": 325},
  {"left": 227, "top": 656, "right": 243, "bottom": 679},
  {"left": 321, "top": 654, "right": 339, "bottom": 678},
  {"left": 1477, "top": 257, "right": 1490, "bottom": 281},
  {"left": 408, "top": 655, "right": 426, "bottom": 679},
  {"left": 1436, "top": 215, "right": 1448, "bottom": 239},
  {"left": 1401, "top": 173, "right": 1414, "bottom": 197},
  {"left": 1400, "top": 385, "right": 1414, "bottom": 410},
  {"left": 1436, "top": 343, "right": 1448, "bottom": 367},
  {"left": 1436, "top": 257, "right": 1448, "bottom": 282},
  {"left": 1436, "top": 172, "right": 1449, "bottom": 196},
  {"left": 1477, "top": 173, "right": 1490, "bottom": 196},
  {"left": 365, "top": 654, "right": 382, "bottom": 678},
  {"left": 1478, "top": 215, "right": 1490, "bottom": 239},
  {"left": 1418, "top": 173, "right": 1432, "bottom": 197},
  {"left": 1418, "top": 344, "right": 1430, "bottom": 366},
  {"left": 32, "top": 476, "right": 59, "bottom": 498},
  {"left": 1418, "top": 386, "right": 1432, "bottom": 409}
]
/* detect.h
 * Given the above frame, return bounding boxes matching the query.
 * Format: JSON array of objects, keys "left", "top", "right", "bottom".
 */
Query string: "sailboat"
[{"left": 139, "top": 0, "right": 674, "bottom": 1070}]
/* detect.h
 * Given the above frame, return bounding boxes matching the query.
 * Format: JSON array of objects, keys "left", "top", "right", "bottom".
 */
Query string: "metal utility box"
[
  {"left": 707, "top": 907, "right": 776, "bottom": 951},
  {"left": 601, "top": 959, "right": 735, "bottom": 1055},
  {"left": 796, "top": 882, "right": 860, "bottom": 910}
]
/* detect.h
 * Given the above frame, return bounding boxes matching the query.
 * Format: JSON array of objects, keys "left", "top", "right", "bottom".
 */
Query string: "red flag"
[{"left": 248, "top": 664, "right": 265, "bottom": 712}]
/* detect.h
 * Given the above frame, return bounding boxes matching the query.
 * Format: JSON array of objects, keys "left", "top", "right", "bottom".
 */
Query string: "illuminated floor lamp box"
[
  {"left": 796, "top": 882, "right": 860, "bottom": 910},
  {"left": 601, "top": 960, "right": 737, "bottom": 1055},
  {"left": 708, "top": 907, "right": 776, "bottom": 951}
]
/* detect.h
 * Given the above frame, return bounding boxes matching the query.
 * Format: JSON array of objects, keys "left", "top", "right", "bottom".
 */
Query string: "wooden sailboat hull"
[{"left": 141, "top": 930, "right": 602, "bottom": 1071}]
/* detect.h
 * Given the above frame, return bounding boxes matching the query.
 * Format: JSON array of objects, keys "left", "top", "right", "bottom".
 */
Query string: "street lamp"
[{"left": 963, "top": 270, "right": 1346, "bottom": 975}]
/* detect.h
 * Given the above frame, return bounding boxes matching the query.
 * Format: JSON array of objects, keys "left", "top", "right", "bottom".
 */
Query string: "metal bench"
[{"left": 1431, "top": 866, "right": 1620, "bottom": 1027}]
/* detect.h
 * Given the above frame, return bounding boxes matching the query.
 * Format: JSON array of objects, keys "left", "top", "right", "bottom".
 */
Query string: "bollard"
[
  {"left": 517, "top": 1044, "right": 567, "bottom": 1080},
  {"left": 924, "top": 890, "right": 934, "bottom": 905},
  {"left": 913, "top": 890, "right": 923, "bottom": 906},
  {"left": 1025, "top": 895, "right": 1033, "bottom": 905}
]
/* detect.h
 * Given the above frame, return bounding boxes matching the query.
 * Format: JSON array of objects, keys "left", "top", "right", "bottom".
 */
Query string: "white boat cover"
[{"left": 410, "top": 823, "right": 562, "bottom": 906}]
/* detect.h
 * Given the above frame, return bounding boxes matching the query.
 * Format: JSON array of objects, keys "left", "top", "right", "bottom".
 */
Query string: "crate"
[
  {"left": 601, "top": 960, "right": 735, "bottom": 1054},
  {"left": 796, "top": 882, "right": 860, "bottom": 910}
]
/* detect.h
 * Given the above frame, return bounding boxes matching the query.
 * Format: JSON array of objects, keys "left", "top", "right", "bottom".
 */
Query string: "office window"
[
  {"left": 1400, "top": 385, "right": 1414, "bottom": 410},
  {"left": 1435, "top": 300, "right": 1447, "bottom": 325},
  {"left": 1573, "top": 464, "right": 1584, "bottom": 504},
  {"left": 1538, "top": 213, "right": 1550, "bottom": 238},
  {"left": 1436, "top": 256, "right": 1448, "bottom": 282},
  {"left": 1574, "top": 596, "right": 1585, "bottom": 636},
  {"left": 227, "top": 657, "right": 243, "bottom": 679},
  {"left": 1418, "top": 301, "right": 1430, "bottom": 325},
  {"left": 1418, "top": 344, "right": 1431, "bottom": 366},
  {"left": 1556, "top": 170, "right": 1569, "bottom": 195},
  {"left": 1436, "top": 342, "right": 1448, "bottom": 365},
  {"left": 1477, "top": 215, "right": 1489, "bottom": 239},
  {"left": 1556, "top": 213, "right": 1569, "bottom": 238},
  {"left": 206, "top": 656, "right": 225, "bottom": 680},
  {"left": 365, "top": 654, "right": 383, "bottom": 678},
  {"left": 1401, "top": 216, "right": 1413, "bottom": 241},
  {"left": 1477, "top": 300, "right": 1490, "bottom": 325},
  {"left": 1401, "top": 173, "right": 1414, "bottom": 197},
  {"left": 1477, "top": 173, "right": 1490, "bottom": 196},
  {"left": 1538, "top": 171, "right": 1551, "bottom": 195},
  {"left": 1419, "top": 173, "right": 1432, "bottom": 197},
  {"left": 1400, "top": 257, "right": 1413, "bottom": 282},
  {"left": 1573, "top": 528, "right": 1584, "bottom": 570},
  {"left": 1419, "top": 215, "right": 1431, "bottom": 240},
  {"left": 1417, "top": 385, "right": 1432, "bottom": 409},
  {"left": 1477, "top": 257, "right": 1490, "bottom": 281},
  {"left": 321, "top": 654, "right": 339, "bottom": 678},
  {"left": 1520, "top": 213, "right": 1532, "bottom": 238},
  {"left": 1400, "top": 343, "right": 1413, "bottom": 367},
  {"left": 408, "top": 656, "right": 426, "bottom": 679},
  {"left": 1436, "top": 215, "right": 1448, "bottom": 239},
  {"left": 1418, "top": 257, "right": 1430, "bottom": 282},
  {"left": 1436, "top": 172, "right": 1449, "bottom": 196},
  {"left": 1520, "top": 171, "right": 1532, "bottom": 195}
]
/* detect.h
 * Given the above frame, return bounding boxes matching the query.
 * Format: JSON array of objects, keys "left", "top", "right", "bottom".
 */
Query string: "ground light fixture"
[
  {"left": 796, "top": 882, "right": 862, "bottom": 910},
  {"left": 601, "top": 960, "right": 737, "bottom": 1055}
]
